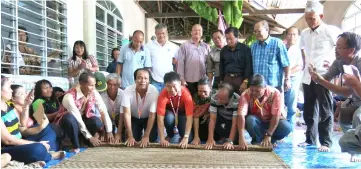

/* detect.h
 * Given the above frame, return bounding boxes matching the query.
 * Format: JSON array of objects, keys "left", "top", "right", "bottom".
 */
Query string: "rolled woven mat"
[{"left": 100, "top": 142, "right": 273, "bottom": 152}]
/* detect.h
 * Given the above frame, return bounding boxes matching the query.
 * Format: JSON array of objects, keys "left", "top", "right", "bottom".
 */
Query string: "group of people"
[{"left": 1, "top": 0, "right": 361, "bottom": 166}]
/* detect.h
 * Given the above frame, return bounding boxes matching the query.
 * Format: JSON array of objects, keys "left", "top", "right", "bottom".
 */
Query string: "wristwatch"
[
  {"left": 183, "top": 134, "right": 189, "bottom": 138},
  {"left": 226, "top": 138, "right": 233, "bottom": 145},
  {"left": 264, "top": 132, "right": 272, "bottom": 137}
]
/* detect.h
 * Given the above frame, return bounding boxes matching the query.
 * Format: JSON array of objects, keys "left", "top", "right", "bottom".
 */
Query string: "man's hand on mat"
[
  {"left": 160, "top": 138, "right": 170, "bottom": 147},
  {"left": 99, "top": 132, "right": 106, "bottom": 142},
  {"left": 140, "top": 136, "right": 150, "bottom": 148},
  {"left": 114, "top": 133, "right": 122, "bottom": 144},
  {"left": 239, "top": 138, "right": 248, "bottom": 150},
  {"left": 89, "top": 137, "right": 102, "bottom": 147},
  {"left": 223, "top": 142, "right": 234, "bottom": 150},
  {"left": 106, "top": 132, "right": 114, "bottom": 144},
  {"left": 125, "top": 137, "right": 136, "bottom": 147},
  {"left": 39, "top": 141, "right": 50, "bottom": 151},
  {"left": 191, "top": 137, "right": 200, "bottom": 145},
  {"left": 205, "top": 139, "right": 216, "bottom": 150},
  {"left": 261, "top": 136, "right": 272, "bottom": 147},
  {"left": 179, "top": 137, "right": 189, "bottom": 149}
]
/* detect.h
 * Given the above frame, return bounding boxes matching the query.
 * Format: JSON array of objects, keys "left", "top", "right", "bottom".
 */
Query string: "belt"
[{"left": 227, "top": 73, "right": 243, "bottom": 77}]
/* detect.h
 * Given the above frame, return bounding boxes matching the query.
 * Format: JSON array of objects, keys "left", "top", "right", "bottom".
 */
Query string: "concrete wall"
[{"left": 293, "top": 1, "right": 352, "bottom": 30}]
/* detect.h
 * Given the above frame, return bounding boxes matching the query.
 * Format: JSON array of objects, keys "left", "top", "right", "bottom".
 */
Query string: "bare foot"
[
  {"left": 351, "top": 154, "right": 361, "bottom": 162},
  {"left": 318, "top": 145, "right": 330, "bottom": 152},
  {"left": 32, "top": 161, "right": 46, "bottom": 167},
  {"left": 51, "top": 151, "right": 66, "bottom": 160},
  {"left": 273, "top": 143, "right": 278, "bottom": 148},
  {"left": 70, "top": 148, "right": 80, "bottom": 153},
  {"left": 1, "top": 153, "right": 11, "bottom": 168}
]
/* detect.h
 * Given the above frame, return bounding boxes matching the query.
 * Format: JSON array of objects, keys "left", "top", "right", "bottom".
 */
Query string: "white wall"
[{"left": 66, "top": 0, "right": 84, "bottom": 56}]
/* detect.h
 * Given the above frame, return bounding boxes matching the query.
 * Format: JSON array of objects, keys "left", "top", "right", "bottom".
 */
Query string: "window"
[
  {"left": 96, "top": 0, "right": 123, "bottom": 71},
  {"left": 1, "top": 0, "right": 68, "bottom": 77},
  {"left": 342, "top": 0, "right": 361, "bottom": 34}
]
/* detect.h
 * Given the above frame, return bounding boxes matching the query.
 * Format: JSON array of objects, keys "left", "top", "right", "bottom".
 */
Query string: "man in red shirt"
[
  {"left": 157, "top": 72, "right": 194, "bottom": 149},
  {"left": 237, "top": 74, "right": 291, "bottom": 149}
]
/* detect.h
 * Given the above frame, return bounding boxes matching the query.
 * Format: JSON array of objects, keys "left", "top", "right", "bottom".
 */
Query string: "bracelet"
[{"left": 183, "top": 134, "right": 189, "bottom": 138}]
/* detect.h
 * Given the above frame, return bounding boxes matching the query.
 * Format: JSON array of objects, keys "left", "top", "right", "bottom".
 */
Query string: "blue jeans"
[
  {"left": 284, "top": 76, "right": 300, "bottom": 131},
  {"left": 246, "top": 115, "right": 292, "bottom": 144},
  {"left": 2, "top": 143, "right": 51, "bottom": 164},
  {"left": 164, "top": 110, "right": 193, "bottom": 142},
  {"left": 131, "top": 116, "right": 157, "bottom": 142},
  {"left": 25, "top": 124, "right": 59, "bottom": 151},
  {"left": 151, "top": 80, "right": 165, "bottom": 93}
]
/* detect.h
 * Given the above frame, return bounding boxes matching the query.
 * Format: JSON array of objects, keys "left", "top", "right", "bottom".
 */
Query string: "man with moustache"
[
  {"left": 177, "top": 24, "right": 210, "bottom": 95},
  {"left": 299, "top": 0, "right": 342, "bottom": 152},
  {"left": 207, "top": 30, "right": 225, "bottom": 89},
  {"left": 146, "top": 24, "right": 179, "bottom": 92},
  {"left": 308, "top": 32, "right": 361, "bottom": 134},
  {"left": 220, "top": 27, "right": 253, "bottom": 94},
  {"left": 122, "top": 68, "right": 159, "bottom": 147}
]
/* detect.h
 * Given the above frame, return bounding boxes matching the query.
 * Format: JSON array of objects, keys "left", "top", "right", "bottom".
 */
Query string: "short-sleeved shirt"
[
  {"left": 121, "top": 84, "right": 159, "bottom": 119},
  {"left": 68, "top": 55, "right": 98, "bottom": 86},
  {"left": 1, "top": 102, "right": 22, "bottom": 140},
  {"left": 100, "top": 89, "right": 124, "bottom": 123},
  {"left": 238, "top": 86, "right": 283, "bottom": 122},
  {"left": 251, "top": 36, "right": 290, "bottom": 87},
  {"left": 220, "top": 42, "right": 253, "bottom": 81},
  {"left": 146, "top": 40, "right": 179, "bottom": 83},
  {"left": 177, "top": 40, "right": 210, "bottom": 83},
  {"left": 300, "top": 23, "right": 342, "bottom": 85},
  {"left": 118, "top": 45, "right": 152, "bottom": 88},
  {"left": 206, "top": 47, "right": 222, "bottom": 77},
  {"left": 32, "top": 98, "right": 59, "bottom": 123},
  {"left": 287, "top": 43, "right": 303, "bottom": 77},
  {"left": 157, "top": 86, "right": 193, "bottom": 116},
  {"left": 209, "top": 93, "right": 239, "bottom": 120},
  {"left": 323, "top": 54, "right": 361, "bottom": 102}
]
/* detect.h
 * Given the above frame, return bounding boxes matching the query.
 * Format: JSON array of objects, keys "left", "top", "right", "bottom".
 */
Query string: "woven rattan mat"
[{"left": 53, "top": 146, "right": 289, "bottom": 168}]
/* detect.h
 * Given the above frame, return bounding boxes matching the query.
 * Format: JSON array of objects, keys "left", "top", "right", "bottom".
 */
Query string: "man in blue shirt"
[
  {"left": 116, "top": 30, "right": 152, "bottom": 88},
  {"left": 251, "top": 20, "right": 290, "bottom": 92}
]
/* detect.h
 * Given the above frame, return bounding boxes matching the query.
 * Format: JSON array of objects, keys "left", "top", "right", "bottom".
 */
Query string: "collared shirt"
[
  {"left": 121, "top": 84, "right": 159, "bottom": 119},
  {"left": 100, "top": 89, "right": 124, "bottom": 124},
  {"left": 118, "top": 45, "right": 152, "bottom": 88},
  {"left": 146, "top": 40, "right": 179, "bottom": 83},
  {"left": 220, "top": 42, "right": 253, "bottom": 81},
  {"left": 300, "top": 23, "right": 342, "bottom": 85},
  {"left": 177, "top": 40, "right": 210, "bottom": 83},
  {"left": 193, "top": 90, "right": 216, "bottom": 118},
  {"left": 251, "top": 36, "right": 290, "bottom": 87},
  {"left": 62, "top": 85, "right": 112, "bottom": 139},
  {"left": 209, "top": 93, "right": 239, "bottom": 121},
  {"left": 323, "top": 54, "right": 361, "bottom": 102},
  {"left": 206, "top": 46, "right": 222, "bottom": 77},
  {"left": 157, "top": 86, "right": 193, "bottom": 116},
  {"left": 68, "top": 55, "right": 98, "bottom": 86},
  {"left": 106, "top": 60, "right": 117, "bottom": 73},
  {"left": 287, "top": 42, "right": 303, "bottom": 77},
  {"left": 238, "top": 86, "right": 283, "bottom": 122}
]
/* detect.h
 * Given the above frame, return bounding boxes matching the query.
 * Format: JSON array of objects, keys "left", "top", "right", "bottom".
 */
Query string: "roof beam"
[
  {"left": 146, "top": 12, "right": 199, "bottom": 18},
  {"left": 252, "top": 8, "right": 305, "bottom": 15}
]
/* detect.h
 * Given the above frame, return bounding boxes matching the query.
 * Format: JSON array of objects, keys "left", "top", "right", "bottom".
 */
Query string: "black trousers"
[
  {"left": 186, "top": 82, "right": 198, "bottom": 96},
  {"left": 303, "top": 81, "right": 333, "bottom": 147}
]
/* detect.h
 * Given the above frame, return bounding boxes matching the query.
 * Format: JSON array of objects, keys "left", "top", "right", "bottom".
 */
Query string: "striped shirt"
[
  {"left": 209, "top": 93, "right": 240, "bottom": 120},
  {"left": 1, "top": 103, "right": 22, "bottom": 139},
  {"left": 251, "top": 36, "right": 290, "bottom": 87}
]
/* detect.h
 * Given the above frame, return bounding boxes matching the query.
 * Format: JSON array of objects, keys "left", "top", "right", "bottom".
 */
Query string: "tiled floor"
[{"left": 45, "top": 129, "right": 361, "bottom": 168}]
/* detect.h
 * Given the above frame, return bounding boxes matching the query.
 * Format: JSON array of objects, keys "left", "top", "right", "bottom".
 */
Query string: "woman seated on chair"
[{"left": 1, "top": 76, "right": 64, "bottom": 166}]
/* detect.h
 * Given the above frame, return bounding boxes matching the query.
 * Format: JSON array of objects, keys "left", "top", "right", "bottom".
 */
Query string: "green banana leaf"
[
  {"left": 185, "top": 0, "right": 218, "bottom": 24},
  {"left": 223, "top": 0, "right": 243, "bottom": 28}
]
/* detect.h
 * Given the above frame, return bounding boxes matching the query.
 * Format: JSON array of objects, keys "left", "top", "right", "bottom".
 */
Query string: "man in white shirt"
[
  {"left": 100, "top": 73, "right": 125, "bottom": 143},
  {"left": 122, "top": 68, "right": 159, "bottom": 147},
  {"left": 59, "top": 71, "right": 113, "bottom": 153},
  {"left": 146, "top": 24, "right": 179, "bottom": 92},
  {"left": 284, "top": 26, "right": 303, "bottom": 131},
  {"left": 299, "top": 0, "right": 342, "bottom": 152}
]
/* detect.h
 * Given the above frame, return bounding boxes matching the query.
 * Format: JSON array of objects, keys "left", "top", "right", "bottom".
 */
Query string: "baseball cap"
[{"left": 94, "top": 72, "right": 107, "bottom": 92}]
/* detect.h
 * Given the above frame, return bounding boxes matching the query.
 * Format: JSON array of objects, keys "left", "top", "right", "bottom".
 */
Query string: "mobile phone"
[{"left": 343, "top": 65, "right": 353, "bottom": 75}]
